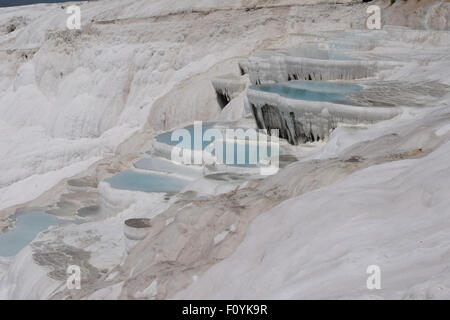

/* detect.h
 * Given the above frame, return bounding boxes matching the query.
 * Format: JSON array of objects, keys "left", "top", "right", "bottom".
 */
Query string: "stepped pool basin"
[
  {"left": 154, "top": 123, "right": 281, "bottom": 167},
  {"left": 0, "top": 211, "right": 60, "bottom": 257},
  {"left": 273, "top": 45, "right": 354, "bottom": 61},
  {"left": 250, "top": 81, "right": 363, "bottom": 104},
  {"left": 134, "top": 157, "right": 202, "bottom": 177},
  {"left": 105, "top": 170, "right": 191, "bottom": 193}
]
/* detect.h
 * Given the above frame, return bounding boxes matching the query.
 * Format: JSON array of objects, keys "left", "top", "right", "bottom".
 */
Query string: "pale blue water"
[
  {"left": 155, "top": 122, "right": 216, "bottom": 149},
  {"left": 155, "top": 122, "right": 280, "bottom": 167},
  {"left": 0, "top": 212, "right": 59, "bottom": 257},
  {"left": 251, "top": 80, "right": 363, "bottom": 104},
  {"left": 105, "top": 170, "right": 190, "bottom": 193},
  {"left": 134, "top": 157, "right": 200, "bottom": 176}
]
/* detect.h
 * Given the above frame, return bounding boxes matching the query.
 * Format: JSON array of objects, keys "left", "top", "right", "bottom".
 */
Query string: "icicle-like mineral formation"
[
  {"left": 246, "top": 82, "right": 402, "bottom": 145},
  {"left": 240, "top": 52, "right": 382, "bottom": 85},
  {"left": 238, "top": 42, "right": 405, "bottom": 86},
  {"left": 211, "top": 75, "right": 247, "bottom": 109}
]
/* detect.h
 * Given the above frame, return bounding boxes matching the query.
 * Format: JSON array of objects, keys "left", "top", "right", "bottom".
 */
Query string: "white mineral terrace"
[{"left": 0, "top": 0, "right": 449, "bottom": 300}]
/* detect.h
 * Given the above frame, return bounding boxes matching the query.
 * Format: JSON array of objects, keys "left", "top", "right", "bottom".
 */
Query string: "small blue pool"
[
  {"left": 105, "top": 170, "right": 191, "bottom": 193},
  {"left": 0, "top": 211, "right": 60, "bottom": 257},
  {"left": 250, "top": 81, "right": 363, "bottom": 104},
  {"left": 134, "top": 157, "right": 201, "bottom": 176}
]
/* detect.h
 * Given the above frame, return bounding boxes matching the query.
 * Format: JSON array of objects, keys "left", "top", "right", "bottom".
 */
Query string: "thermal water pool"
[
  {"left": 105, "top": 170, "right": 191, "bottom": 193},
  {"left": 250, "top": 81, "right": 363, "bottom": 104},
  {"left": 0, "top": 211, "right": 60, "bottom": 257},
  {"left": 134, "top": 157, "right": 202, "bottom": 177},
  {"left": 155, "top": 121, "right": 280, "bottom": 167}
]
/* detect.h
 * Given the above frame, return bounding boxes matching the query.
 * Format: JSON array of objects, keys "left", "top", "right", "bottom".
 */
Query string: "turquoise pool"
[
  {"left": 105, "top": 170, "right": 190, "bottom": 193},
  {"left": 250, "top": 80, "right": 363, "bottom": 104},
  {"left": 0, "top": 211, "right": 60, "bottom": 257},
  {"left": 134, "top": 157, "right": 201, "bottom": 176}
]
